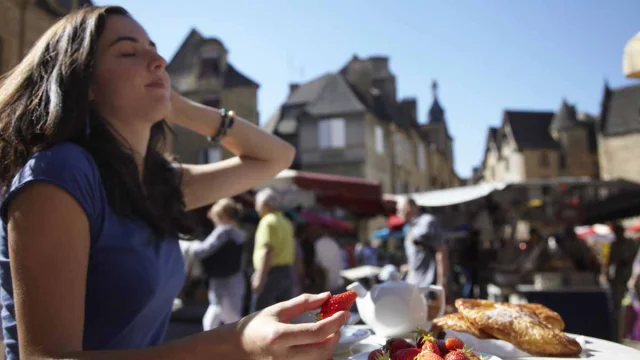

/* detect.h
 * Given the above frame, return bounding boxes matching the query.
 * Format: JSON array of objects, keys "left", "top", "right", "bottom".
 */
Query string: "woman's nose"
[{"left": 148, "top": 51, "right": 167, "bottom": 71}]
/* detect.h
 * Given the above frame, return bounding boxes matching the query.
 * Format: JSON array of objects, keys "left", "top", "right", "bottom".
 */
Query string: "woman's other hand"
[{"left": 237, "top": 292, "right": 348, "bottom": 360}]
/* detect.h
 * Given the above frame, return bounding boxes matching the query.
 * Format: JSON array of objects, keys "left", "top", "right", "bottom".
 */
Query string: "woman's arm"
[
  {"left": 190, "top": 227, "right": 228, "bottom": 260},
  {"left": 7, "top": 184, "right": 346, "bottom": 360},
  {"left": 169, "top": 92, "right": 295, "bottom": 210}
]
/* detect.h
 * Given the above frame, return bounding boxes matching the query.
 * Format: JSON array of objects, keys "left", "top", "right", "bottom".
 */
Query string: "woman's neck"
[{"left": 108, "top": 118, "right": 152, "bottom": 175}]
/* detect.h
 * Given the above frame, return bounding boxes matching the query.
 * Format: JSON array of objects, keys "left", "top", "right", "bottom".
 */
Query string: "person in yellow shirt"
[{"left": 251, "top": 188, "right": 295, "bottom": 311}]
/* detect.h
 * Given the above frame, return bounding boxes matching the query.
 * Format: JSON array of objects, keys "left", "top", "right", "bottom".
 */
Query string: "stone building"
[
  {"left": 481, "top": 101, "right": 598, "bottom": 183},
  {"left": 0, "top": 0, "right": 92, "bottom": 75},
  {"left": 166, "top": 29, "right": 259, "bottom": 164},
  {"left": 264, "top": 55, "right": 458, "bottom": 194},
  {"left": 598, "top": 82, "right": 640, "bottom": 183}
]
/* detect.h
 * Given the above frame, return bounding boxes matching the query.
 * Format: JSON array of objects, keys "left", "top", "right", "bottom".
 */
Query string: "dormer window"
[
  {"left": 200, "top": 48, "right": 222, "bottom": 78},
  {"left": 201, "top": 57, "right": 221, "bottom": 77}
]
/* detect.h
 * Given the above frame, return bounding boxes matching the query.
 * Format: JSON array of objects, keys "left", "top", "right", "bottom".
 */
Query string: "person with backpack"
[{"left": 192, "top": 198, "right": 247, "bottom": 330}]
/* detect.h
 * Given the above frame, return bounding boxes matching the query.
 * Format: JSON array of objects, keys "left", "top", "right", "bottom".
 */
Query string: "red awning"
[
  {"left": 289, "top": 170, "right": 381, "bottom": 199},
  {"left": 267, "top": 170, "right": 386, "bottom": 217}
]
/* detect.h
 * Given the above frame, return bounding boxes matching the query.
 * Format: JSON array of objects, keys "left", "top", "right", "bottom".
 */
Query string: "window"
[
  {"left": 199, "top": 146, "right": 222, "bottom": 164},
  {"left": 318, "top": 118, "right": 346, "bottom": 149},
  {"left": 393, "top": 132, "right": 403, "bottom": 165},
  {"left": 375, "top": 125, "right": 384, "bottom": 154},
  {"left": 417, "top": 142, "right": 426, "bottom": 170},
  {"left": 200, "top": 57, "right": 221, "bottom": 77},
  {"left": 540, "top": 152, "right": 550, "bottom": 168}
]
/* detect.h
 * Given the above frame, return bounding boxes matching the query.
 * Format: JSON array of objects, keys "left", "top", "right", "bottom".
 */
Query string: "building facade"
[
  {"left": 264, "top": 55, "right": 458, "bottom": 194},
  {"left": 0, "top": 0, "right": 92, "bottom": 75},
  {"left": 167, "top": 29, "right": 259, "bottom": 164},
  {"left": 598, "top": 83, "right": 640, "bottom": 183},
  {"left": 481, "top": 101, "right": 599, "bottom": 183}
]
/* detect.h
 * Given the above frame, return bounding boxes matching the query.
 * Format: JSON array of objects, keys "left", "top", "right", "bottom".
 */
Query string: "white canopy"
[
  {"left": 623, "top": 31, "right": 640, "bottom": 78},
  {"left": 395, "top": 182, "right": 508, "bottom": 207}
]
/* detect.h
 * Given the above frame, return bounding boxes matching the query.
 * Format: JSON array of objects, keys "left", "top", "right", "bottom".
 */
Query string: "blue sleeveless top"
[{"left": 0, "top": 142, "right": 185, "bottom": 359}]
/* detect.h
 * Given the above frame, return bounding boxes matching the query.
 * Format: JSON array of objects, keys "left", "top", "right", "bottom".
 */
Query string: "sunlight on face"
[{"left": 91, "top": 15, "right": 171, "bottom": 128}]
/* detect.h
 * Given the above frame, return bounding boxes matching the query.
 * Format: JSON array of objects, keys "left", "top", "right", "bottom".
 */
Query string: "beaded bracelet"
[{"left": 207, "top": 108, "right": 235, "bottom": 143}]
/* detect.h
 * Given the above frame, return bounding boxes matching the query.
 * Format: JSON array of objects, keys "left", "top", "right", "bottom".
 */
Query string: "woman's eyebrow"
[{"left": 109, "top": 36, "right": 156, "bottom": 48}]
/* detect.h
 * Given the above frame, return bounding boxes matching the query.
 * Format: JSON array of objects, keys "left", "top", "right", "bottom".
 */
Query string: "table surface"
[{"left": 333, "top": 326, "right": 640, "bottom": 360}]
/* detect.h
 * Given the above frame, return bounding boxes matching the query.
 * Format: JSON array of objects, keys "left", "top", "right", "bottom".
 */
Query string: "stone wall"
[
  {"left": 598, "top": 132, "right": 640, "bottom": 183},
  {"left": 0, "top": 1, "right": 60, "bottom": 74}
]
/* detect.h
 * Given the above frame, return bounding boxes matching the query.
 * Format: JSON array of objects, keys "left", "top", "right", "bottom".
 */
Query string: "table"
[{"left": 334, "top": 326, "right": 640, "bottom": 360}]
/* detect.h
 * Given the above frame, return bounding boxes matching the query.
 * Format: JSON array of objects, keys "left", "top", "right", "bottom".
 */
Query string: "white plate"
[
  {"left": 340, "top": 326, "right": 371, "bottom": 344},
  {"left": 348, "top": 350, "right": 502, "bottom": 360},
  {"left": 335, "top": 326, "right": 371, "bottom": 354}
]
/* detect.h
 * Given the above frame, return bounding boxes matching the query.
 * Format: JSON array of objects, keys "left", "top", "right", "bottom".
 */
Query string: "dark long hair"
[{"left": 0, "top": 6, "right": 196, "bottom": 239}]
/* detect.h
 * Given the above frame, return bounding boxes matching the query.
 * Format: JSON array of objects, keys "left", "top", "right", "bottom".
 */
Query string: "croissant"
[
  {"left": 455, "top": 299, "right": 582, "bottom": 356},
  {"left": 454, "top": 299, "right": 565, "bottom": 331},
  {"left": 432, "top": 312, "right": 492, "bottom": 339},
  {"left": 515, "top": 303, "right": 565, "bottom": 331}
]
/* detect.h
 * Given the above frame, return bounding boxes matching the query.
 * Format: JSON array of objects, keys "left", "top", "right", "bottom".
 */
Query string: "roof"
[
  {"left": 600, "top": 83, "right": 640, "bottom": 136},
  {"left": 167, "top": 29, "right": 259, "bottom": 89},
  {"left": 285, "top": 73, "right": 366, "bottom": 117},
  {"left": 223, "top": 63, "right": 259, "bottom": 88},
  {"left": 428, "top": 99, "right": 445, "bottom": 124},
  {"left": 263, "top": 107, "right": 281, "bottom": 134},
  {"left": 504, "top": 111, "right": 560, "bottom": 150},
  {"left": 482, "top": 127, "right": 499, "bottom": 167},
  {"left": 428, "top": 80, "right": 446, "bottom": 125},
  {"left": 550, "top": 100, "right": 579, "bottom": 131},
  {"left": 286, "top": 74, "right": 333, "bottom": 105}
]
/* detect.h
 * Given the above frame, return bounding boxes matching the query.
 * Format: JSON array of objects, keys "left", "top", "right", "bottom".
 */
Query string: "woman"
[
  {"left": 194, "top": 198, "right": 247, "bottom": 330},
  {"left": 0, "top": 6, "right": 347, "bottom": 360}
]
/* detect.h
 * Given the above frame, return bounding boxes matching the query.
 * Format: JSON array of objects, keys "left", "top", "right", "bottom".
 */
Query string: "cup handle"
[{"left": 426, "top": 285, "right": 446, "bottom": 320}]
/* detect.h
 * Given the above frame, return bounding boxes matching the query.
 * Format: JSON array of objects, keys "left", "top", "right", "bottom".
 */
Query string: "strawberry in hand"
[{"left": 317, "top": 290, "right": 357, "bottom": 320}]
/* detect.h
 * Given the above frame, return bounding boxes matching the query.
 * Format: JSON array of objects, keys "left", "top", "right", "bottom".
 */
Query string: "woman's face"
[{"left": 91, "top": 15, "right": 171, "bottom": 129}]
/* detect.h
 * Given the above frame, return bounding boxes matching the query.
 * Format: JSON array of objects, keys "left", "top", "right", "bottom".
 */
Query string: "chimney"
[
  {"left": 400, "top": 98, "right": 418, "bottom": 124},
  {"left": 289, "top": 83, "right": 300, "bottom": 94},
  {"left": 369, "top": 56, "right": 390, "bottom": 78}
]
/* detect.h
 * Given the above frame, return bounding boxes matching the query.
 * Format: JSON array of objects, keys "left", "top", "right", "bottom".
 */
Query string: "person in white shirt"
[{"left": 313, "top": 226, "right": 345, "bottom": 293}]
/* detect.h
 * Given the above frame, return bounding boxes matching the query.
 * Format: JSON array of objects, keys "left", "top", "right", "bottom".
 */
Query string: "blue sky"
[{"left": 96, "top": 0, "right": 640, "bottom": 178}]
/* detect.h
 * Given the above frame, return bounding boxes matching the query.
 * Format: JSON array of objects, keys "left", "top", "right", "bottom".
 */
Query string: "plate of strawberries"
[{"left": 348, "top": 330, "right": 502, "bottom": 360}]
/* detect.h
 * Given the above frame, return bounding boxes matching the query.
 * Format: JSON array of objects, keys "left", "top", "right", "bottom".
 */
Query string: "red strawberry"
[
  {"left": 416, "top": 351, "right": 445, "bottom": 360},
  {"left": 436, "top": 340, "right": 448, "bottom": 355},
  {"left": 421, "top": 340, "right": 441, "bottom": 356},
  {"left": 385, "top": 338, "right": 415, "bottom": 355},
  {"left": 391, "top": 348, "right": 421, "bottom": 360},
  {"left": 413, "top": 328, "right": 435, "bottom": 349},
  {"left": 444, "top": 350, "right": 470, "bottom": 360},
  {"left": 368, "top": 349, "right": 390, "bottom": 360},
  {"left": 445, "top": 337, "right": 465, "bottom": 352},
  {"left": 317, "top": 290, "right": 357, "bottom": 320}
]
